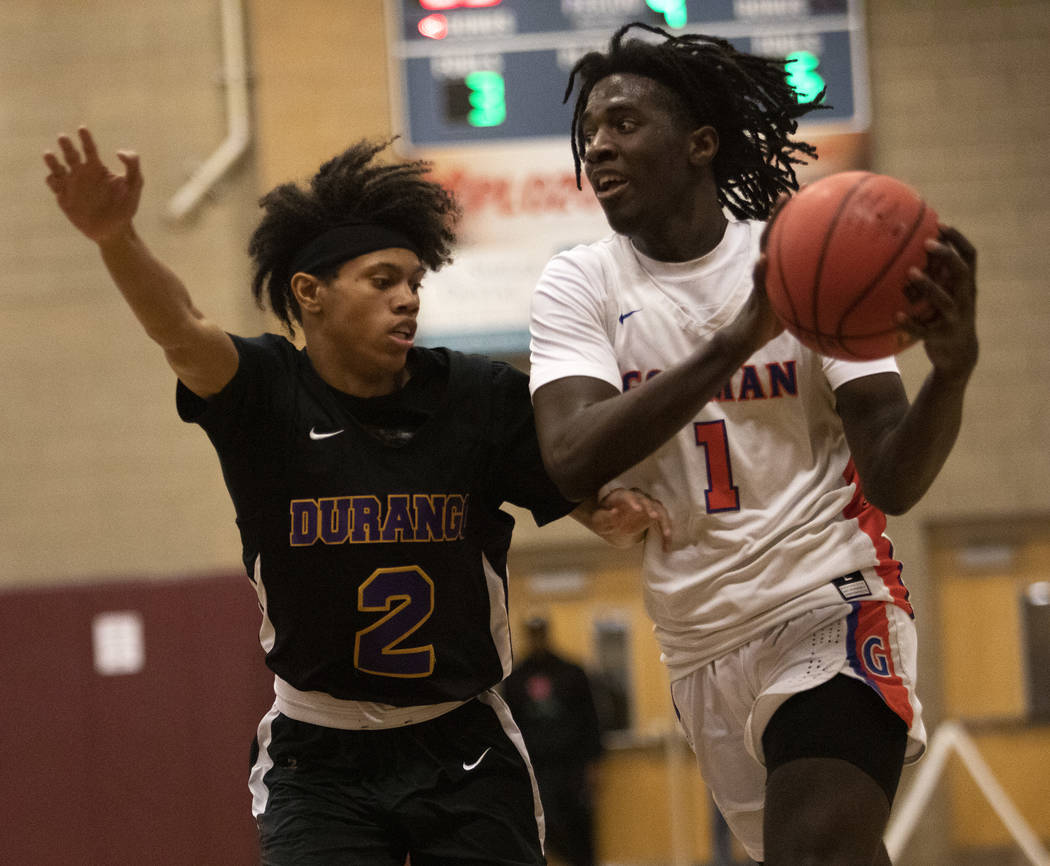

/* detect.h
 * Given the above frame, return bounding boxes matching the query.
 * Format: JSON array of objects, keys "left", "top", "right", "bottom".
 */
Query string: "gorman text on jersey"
[
  {"left": 289, "top": 493, "right": 469, "bottom": 546},
  {"left": 622, "top": 361, "right": 798, "bottom": 401}
]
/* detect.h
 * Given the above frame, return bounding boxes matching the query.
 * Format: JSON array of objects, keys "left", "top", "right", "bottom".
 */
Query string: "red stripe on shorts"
[
  {"left": 846, "top": 600, "right": 914, "bottom": 728},
  {"left": 841, "top": 459, "right": 913, "bottom": 615}
]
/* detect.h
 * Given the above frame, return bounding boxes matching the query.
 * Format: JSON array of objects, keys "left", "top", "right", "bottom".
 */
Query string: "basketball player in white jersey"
[{"left": 530, "top": 24, "right": 978, "bottom": 866}]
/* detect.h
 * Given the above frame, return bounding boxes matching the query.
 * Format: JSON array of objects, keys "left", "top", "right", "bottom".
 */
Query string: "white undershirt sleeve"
[{"left": 822, "top": 353, "right": 900, "bottom": 391}]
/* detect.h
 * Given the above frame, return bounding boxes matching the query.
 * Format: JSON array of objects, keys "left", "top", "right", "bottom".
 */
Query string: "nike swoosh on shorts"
[
  {"left": 462, "top": 747, "right": 492, "bottom": 771},
  {"left": 309, "top": 427, "right": 344, "bottom": 440}
]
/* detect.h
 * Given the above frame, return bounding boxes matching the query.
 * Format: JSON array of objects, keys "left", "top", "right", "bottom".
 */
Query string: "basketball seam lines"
[
  {"left": 836, "top": 200, "right": 929, "bottom": 350},
  {"left": 813, "top": 173, "right": 872, "bottom": 357}
]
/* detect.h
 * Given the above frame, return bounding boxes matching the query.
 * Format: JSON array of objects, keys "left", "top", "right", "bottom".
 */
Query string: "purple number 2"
[{"left": 354, "top": 566, "right": 436, "bottom": 678}]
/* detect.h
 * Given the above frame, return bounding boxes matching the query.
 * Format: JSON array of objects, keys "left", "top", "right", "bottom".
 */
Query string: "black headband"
[{"left": 289, "top": 223, "right": 421, "bottom": 276}]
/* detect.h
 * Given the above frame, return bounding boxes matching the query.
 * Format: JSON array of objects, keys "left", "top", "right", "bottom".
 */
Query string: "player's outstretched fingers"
[
  {"left": 78, "top": 127, "right": 102, "bottom": 165},
  {"left": 57, "top": 133, "right": 83, "bottom": 168},
  {"left": 899, "top": 267, "right": 947, "bottom": 332},
  {"left": 644, "top": 494, "right": 673, "bottom": 552},
  {"left": 117, "top": 151, "right": 144, "bottom": 192},
  {"left": 43, "top": 151, "right": 68, "bottom": 192},
  {"left": 939, "top": 224, "right": 977, "bottom": 274},
  {"left": 620, "top": 488, "right": 673, "bottom": 551},
  {"left": 931, "top": 227, "right": 978, "bottom": 318}
]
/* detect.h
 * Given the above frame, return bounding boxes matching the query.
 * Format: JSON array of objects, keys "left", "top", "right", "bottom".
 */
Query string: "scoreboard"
[
  {"left": 385, "top": 0, "right": 871, "bottom": 354},
  {"left": 387, "top": 0, "right": 869, "bottom": 149}
]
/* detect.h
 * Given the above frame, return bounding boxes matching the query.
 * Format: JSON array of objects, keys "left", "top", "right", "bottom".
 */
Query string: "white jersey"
[{"left": 530, "top": 220, "right": 912, "bottom": 680}]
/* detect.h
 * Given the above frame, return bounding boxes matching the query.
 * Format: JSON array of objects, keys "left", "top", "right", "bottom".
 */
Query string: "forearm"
[
  {"left": 543, "top": 330, "right": 753, "bottom": 499},
  {"left": 862, "top": 369, "right": 971, "bottom": 514},
  {"left": 98, "top": 225, "right": 206, "bottom": 349},
  {"left": 856, "top": 223, "right": 980, "bottom": 514}
]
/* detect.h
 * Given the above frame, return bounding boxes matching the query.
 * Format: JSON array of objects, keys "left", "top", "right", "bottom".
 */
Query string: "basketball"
[{"left": 764, "top": 171, "right": 940, "bottom": 360}]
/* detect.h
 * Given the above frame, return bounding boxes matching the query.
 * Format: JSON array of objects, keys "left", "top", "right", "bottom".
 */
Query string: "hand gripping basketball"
[{"left": 764, "top": 171, "right": 940, "bottom": 360}]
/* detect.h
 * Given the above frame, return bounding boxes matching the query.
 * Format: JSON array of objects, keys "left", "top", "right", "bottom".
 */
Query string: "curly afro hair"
[{"left": 248, "top": 139, "right": 460, "bottom": 334}]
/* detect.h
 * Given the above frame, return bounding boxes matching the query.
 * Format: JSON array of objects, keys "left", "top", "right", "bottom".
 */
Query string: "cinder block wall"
[
  {"left": 2, "top": 0, "right": 267, "bottom": 584},
  {"left": 872, "top": 0, "right": 1050, "bottom": 515}
]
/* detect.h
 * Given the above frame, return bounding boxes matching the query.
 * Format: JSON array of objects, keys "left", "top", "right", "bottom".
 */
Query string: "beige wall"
[
  {"left": 5, "top": 0, "right": 1050, "bottom": 859},
  {"left": 4, "top": 0, "right": 266, "bottom": 584},
  {"left": 250, "top": 0, "right": 393, "bottom": 189}
]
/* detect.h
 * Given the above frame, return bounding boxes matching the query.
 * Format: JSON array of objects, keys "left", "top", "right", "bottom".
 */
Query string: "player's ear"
[
  {"left": 291, "top": 272, "right": 323, "bottom": 314},
  {"left": 688, "top": 125, "right": 719, "bottom": 167}
]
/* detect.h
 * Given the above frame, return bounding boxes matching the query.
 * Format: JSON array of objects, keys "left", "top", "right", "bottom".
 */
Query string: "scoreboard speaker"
[{"left": 1021, "top": 581, "right": 1050, "bottom": 721}]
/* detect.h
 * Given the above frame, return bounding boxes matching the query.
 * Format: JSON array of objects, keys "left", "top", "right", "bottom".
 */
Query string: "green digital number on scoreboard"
[
  {"left": 464, "top": 70, "right": 507, "bottom": 126},
  {"left": 389, "top": 0, "right": 867, "bottom": 147},
  {"left": 645, "top": 0, "right": 687, "bottom": 29},
  {"left": 786, "top": 50, "right": 827, "bottom": 104}
]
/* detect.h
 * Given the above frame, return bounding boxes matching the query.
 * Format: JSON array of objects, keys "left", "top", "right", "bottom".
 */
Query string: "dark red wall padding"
[{"left": 0, "top": 572, "right": 273, "bottom": 865}]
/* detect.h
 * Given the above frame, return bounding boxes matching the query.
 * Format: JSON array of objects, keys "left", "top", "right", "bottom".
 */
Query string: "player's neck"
[
  {"left": 304, "top": 340, "right": 410, "bottom": 398},
  {"left": 631, "top": 200, "right": 728, "bottom": 263}
]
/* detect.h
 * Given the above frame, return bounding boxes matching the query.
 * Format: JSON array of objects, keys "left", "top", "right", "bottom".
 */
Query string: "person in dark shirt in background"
[{"left": 504, "top": 616, "right": 605, "bottom": 866}]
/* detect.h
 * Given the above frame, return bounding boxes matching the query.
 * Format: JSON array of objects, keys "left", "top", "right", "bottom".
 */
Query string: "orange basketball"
[{"left": 765, "top": 171, "right": 940, "bottom": 360}]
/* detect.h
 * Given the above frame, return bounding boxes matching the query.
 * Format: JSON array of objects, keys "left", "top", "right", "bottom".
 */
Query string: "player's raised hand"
[
  {"left": 43, "top": 127, "right": 143, "bottom": 244},
  {"left": 899, "top": 225, "right": 978, "bottom": 380}
]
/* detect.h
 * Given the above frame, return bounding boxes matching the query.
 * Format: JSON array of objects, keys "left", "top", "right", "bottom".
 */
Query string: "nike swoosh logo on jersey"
[
  {"left": 618, "top": 308, "right": 642, "bottom": 324},
  {"left": 309, "top": 427, "right": 345, "bottom": 440},
  {"left": 462, "top": 747, "right": 492, "bottom": 772}
]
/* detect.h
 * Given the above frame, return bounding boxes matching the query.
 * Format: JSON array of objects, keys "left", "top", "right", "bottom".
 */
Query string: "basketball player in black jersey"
[{"left": 43, "top": 126, "right": 669, "bottom": 866}]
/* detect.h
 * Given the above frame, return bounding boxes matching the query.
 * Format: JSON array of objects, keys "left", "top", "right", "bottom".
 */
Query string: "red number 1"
[{"left": 693, "top": 420, "right": 740, "bottom": 512}]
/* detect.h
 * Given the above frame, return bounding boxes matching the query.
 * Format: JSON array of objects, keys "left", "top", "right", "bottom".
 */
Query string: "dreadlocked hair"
[
  {"left": 565, "top": 22, "right": 827, "bottom": 221},
  {"left": 248, "top": 138, "right": 460, "bottom": 335}
]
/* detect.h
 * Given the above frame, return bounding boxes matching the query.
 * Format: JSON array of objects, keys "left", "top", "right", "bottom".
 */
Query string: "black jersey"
[{"left": 178, "top": 333, "right": 574, "bottom": 707}]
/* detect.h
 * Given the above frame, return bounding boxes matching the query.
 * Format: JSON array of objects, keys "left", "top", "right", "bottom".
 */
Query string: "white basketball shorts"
[{"left": 669, "top": 600, "right": 927, "bottom": 862}]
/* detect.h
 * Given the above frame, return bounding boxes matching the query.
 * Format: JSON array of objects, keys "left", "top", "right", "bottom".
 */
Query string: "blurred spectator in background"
[{"left": 504, "top": 616, "right": 604, "bottom": 866}]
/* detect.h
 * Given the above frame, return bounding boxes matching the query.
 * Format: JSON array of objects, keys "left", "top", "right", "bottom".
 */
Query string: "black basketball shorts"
[{"left": 252, "top": 692, "right": 545, "bottom": 866}]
